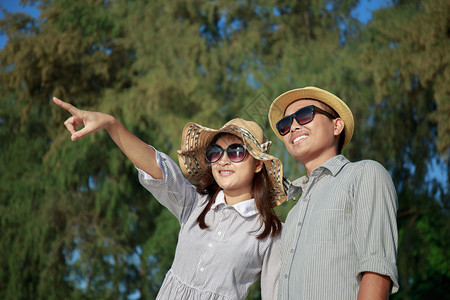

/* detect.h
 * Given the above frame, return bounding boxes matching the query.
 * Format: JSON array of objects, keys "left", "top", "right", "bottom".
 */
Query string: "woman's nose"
[{"left": 217, "top": 152, "right": 231, "bottom": 165}]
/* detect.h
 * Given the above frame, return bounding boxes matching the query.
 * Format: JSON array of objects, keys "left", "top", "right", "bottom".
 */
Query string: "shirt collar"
[
  {"left": 211, "top": 190, "right": 258, "bottom": 218},
  {"left": 287, "top": 155, "right": 349, "bottom": 200},
  {"left": 319, "top": 154, "right": 349, "bottom": 176}
]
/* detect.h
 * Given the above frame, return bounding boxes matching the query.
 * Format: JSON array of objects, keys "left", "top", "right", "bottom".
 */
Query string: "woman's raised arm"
[{"left": 53, "top": 97, "right": 163, "bottom": 179}]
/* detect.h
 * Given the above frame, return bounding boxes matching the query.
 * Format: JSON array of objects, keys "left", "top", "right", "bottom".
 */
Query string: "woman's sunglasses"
[
  {"left": 205, "top": 143, "right": 247, "bottom": 163},
  {"left": 276, "top": 105, "right": 337, "bottom": 136}
]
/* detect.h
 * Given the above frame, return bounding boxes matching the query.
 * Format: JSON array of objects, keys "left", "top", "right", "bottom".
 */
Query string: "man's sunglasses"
[
  {"left": 205, "top": 143, "right": 247, "bottom": 163},
  {"left": 276, "top": 105, "right": 337, "bottom": 136}
]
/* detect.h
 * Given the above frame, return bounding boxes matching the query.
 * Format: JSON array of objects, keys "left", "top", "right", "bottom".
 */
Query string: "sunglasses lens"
[
  {"left": 277, "top": 106, "right": 315, "bottom": 136},
  {"left": 227, "top": 144, "right": 246, "bottom": 162},
  {"left": 206, "top": 144, "right": 246, "bottom": 163},
  {"left": 294, "top": 106, "right": 314, "bottom": 125},
  {"left": 276, "top": 116, "right": 293, "bottom": 136},
  {"left": 206, "top": 145, "right": 223, "bottom": 163}
]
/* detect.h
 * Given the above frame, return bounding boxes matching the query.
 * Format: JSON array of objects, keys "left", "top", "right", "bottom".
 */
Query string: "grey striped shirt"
[
  {"left": 278, "top": 155, "right": 399, "bottom": 299},
  {"left": 137, "top": 149, "right": 280, "bottom": 299}
]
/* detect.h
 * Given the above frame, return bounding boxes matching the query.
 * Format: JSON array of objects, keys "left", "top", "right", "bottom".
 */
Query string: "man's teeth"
[{"left": 293, "top": 135, "right": 308, "bottom": 143}]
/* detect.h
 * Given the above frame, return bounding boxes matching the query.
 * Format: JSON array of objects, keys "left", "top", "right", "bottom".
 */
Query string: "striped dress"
[{"left": 137, "top": 149, "right": 280, "bottom": 300}]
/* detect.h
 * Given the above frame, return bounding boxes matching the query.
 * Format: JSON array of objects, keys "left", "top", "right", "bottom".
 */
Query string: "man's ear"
[{"left": 333, "top": 118, "right": 345, "bottom": 136}]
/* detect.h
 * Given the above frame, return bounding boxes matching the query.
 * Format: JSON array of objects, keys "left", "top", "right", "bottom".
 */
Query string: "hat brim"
[{"left": 268, "top": 86, "right": 354, "bottom": 149}]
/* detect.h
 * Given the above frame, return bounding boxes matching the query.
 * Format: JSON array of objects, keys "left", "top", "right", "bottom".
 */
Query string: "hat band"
[
  {"left": 183, "top": 125, "right": 204, "bottom": 176},
  {"left": 233, "top": 126, "right": 272, "bottom": 154}
]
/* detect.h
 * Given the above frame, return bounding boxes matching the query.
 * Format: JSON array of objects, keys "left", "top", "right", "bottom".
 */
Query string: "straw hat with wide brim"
[
  {"left": 268, "top": 86, "right": 354, "bottom": 149},
  {"left": 177, "top": 118, "right": 287, "bottom": 207}
]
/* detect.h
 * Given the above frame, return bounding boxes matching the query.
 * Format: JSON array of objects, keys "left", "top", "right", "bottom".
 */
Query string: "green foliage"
[
  {"left": 0, "top": 0, "right": 448, "bottom": 299},
  {"left": 342, "top": 1, "right": 450, "bottom": 298}
]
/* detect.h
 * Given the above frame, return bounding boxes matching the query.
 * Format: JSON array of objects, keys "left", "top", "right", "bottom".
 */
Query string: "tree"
[
  {"left": 0, "top": 0, "right": 166, "bottom": 298},
  {"left": 351, "top": 0, "right": 449, "bottom": 298}
]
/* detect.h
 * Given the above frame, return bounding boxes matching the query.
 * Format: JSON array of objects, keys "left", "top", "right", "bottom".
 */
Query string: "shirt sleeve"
[
  {"left": 136, "top": 146, "right": 200, "bottom": 224},
  {"left": 352, "top": 160, "right": 399, "bottom": 294},
  {"left": 260, "top": 234, "right": 281, "bottom": 300}
]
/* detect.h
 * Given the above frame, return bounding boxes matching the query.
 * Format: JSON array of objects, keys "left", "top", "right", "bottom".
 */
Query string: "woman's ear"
[
  {"left": 255, "top": 160, "right": 263, "bottom": 173},
  {"left": 333, "top": 118, "right": 345, "bottom": 136}
]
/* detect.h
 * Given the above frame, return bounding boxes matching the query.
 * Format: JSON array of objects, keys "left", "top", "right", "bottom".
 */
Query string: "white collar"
[{"left": 211, "top": 190, "right": 258, "bottom": 217}]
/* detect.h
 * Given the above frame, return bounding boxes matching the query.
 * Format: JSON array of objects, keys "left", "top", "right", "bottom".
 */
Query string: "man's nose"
[{"left": 290, "top": 118, "right": 302, "bottom": 132}]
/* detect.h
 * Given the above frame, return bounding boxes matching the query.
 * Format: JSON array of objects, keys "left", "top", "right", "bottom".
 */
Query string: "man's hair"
[{"left": 315, "top": 100, "right": 345, "bottom": 154}]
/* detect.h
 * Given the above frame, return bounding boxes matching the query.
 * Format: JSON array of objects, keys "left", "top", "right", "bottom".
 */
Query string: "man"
[{"left": 268, "top": 87, "right": 399, "bottom": 299}]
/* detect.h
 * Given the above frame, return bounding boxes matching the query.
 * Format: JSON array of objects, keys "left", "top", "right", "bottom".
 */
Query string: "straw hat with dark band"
[
  {"left": 177, "top": 118, "right": 287, "bottom": 206},
  {"left": 268, "top": 86, "right": 354, "bottom": 149}
]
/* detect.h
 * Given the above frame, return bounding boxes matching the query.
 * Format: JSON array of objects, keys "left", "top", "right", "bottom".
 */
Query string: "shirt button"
[
  {"left": 208, "top": 243, "right": 213, "bottom": 248},
  {"left": 298, "top": 221, "right": 302, "bottom": 226},
  {"left": 200, "top": 267, "right": 205, "bottom": 272},
  {"left": 284, "top": 274, "right": 288, "bottom": 278},
  {"left": 290, "top": 248, "right": 294, "bottom": 253},
  {"left": 217, "top": 231, "right": 222, "bottom": 236},
  {"left": 303, "top": 197, "right": 309, "bottom": 202}
]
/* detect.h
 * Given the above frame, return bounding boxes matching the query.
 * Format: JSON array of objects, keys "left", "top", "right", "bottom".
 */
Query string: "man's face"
[{"left": 281, "top": 100, "right": 340, "bottom": 166}]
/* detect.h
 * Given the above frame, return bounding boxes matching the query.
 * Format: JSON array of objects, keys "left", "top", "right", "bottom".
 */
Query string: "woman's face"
[{"left": 210, "top": 134, "right": 263, "bottom": 202}]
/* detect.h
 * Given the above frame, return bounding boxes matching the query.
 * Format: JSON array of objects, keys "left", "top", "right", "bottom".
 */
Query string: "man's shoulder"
[
  {"left": 343, "top": 159, "right": 394, "bottom": 187},
  {"left": 346, "top": 159, "right": 389, "bottom": 173}
]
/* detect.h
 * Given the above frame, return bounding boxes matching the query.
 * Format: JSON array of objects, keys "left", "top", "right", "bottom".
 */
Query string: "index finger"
[{"left": 53, "top": 97, "right": 80, "bottom": 116}]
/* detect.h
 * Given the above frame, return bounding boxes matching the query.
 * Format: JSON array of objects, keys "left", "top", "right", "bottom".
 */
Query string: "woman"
[{"left": 53, "top": 97, "right": 287, "bottom": 299}]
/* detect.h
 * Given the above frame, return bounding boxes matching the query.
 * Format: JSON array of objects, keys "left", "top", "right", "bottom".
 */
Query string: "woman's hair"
[{"left": 195, "top": 133, "right": 282, "bottom": 240}]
